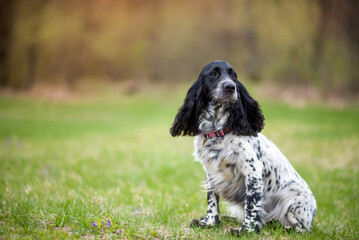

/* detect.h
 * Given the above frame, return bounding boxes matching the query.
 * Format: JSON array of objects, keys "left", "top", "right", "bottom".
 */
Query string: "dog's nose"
[{"left": 223, "top": 82, "right": 236, "bottom": 93}]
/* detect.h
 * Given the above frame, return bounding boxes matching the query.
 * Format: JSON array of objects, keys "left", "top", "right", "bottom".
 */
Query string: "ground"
[{"left": 0, "top": 84, "right": 358, "bottom": 239}]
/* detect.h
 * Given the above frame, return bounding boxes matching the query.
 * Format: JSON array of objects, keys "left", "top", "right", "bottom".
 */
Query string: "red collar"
[{"left": 202, "top": 127, "right": 230, "bottom": 139}]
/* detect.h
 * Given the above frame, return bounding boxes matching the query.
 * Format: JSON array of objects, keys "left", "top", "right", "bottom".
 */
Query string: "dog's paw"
[
  {"left": 189, "top": 218, "right": 201, "bottom": 228},
  {"left": 189, "top": 216, "right": 220, "bottom": 228},
  {"left": 189, "top": 218, "right": 211, "bottom": 228}
]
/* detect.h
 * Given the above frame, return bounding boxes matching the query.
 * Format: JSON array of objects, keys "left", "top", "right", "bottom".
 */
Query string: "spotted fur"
[{"left": 170, "top": 60, "right": 316, "bottom": 234}]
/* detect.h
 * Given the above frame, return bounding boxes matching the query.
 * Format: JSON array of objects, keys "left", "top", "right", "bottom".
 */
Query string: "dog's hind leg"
[{"left": 282, "top": 194, "right": 317, "bottom": 232}]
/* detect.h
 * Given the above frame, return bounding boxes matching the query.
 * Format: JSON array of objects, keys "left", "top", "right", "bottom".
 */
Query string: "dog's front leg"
[
  {"left": 232, "top": 162, "right": 264, "bottom": 235},
  {"left": 190, "top": 174, "right": 221, "bottom": 228},
  {"left": 198, "top": 190, "right": 221, "bottom": 227},
  {"left": 242, "top": 174, "right": 264, "bottom": 232}
]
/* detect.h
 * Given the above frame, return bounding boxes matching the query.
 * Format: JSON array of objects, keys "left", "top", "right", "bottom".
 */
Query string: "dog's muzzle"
[
  {"left": 218, "top": 80, "right": 237, "bottom": 104},
  {"left": 223, "top": 81, "right": 236, "bottom": 95}
]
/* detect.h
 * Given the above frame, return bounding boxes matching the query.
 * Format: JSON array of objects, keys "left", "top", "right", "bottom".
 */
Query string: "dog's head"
[
  {"left": 201, "top": 61, "right": 238, "bottom": 106},
  {"left": 170, "top": 60, "right": 264, "bottom": 137}
]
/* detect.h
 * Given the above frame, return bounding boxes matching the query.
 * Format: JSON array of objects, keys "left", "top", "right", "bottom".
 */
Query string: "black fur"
[
  {"left": 227, "top": 81, "right": 265, "bottom": 136},
  {"left": 169, "top": 77, "right": 205, "bottom": 136}
]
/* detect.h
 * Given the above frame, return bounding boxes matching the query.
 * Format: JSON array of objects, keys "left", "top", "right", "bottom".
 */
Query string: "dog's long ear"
[
  {"left": 170, "top": 77, "right": 205, "bottom": 137},
  {"left": 228, "top": 81, "right": 265, "bottom": 136}
]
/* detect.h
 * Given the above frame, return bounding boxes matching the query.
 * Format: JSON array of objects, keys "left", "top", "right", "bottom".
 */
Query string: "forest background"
[{"left": 1, "top": 0, "right": 358, "bottom": 99}]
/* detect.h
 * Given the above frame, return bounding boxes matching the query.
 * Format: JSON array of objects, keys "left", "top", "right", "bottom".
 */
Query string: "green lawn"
[{"left": 0, "top": 85, "right": 358, "bottom": 239}]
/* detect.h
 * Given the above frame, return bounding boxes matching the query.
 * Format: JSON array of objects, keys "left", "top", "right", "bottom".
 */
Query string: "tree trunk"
[{"left": 0, "top": 0, "right": 17, "bottom": 87}]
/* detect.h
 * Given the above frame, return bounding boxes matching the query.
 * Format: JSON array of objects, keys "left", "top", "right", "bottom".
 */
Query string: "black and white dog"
[{"left": 170, "top": 61, "right": 316, "bottom": 234}]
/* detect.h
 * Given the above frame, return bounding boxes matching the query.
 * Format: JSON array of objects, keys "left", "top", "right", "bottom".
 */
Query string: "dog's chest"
[
  {"left": 195, "top": 136, "right": 247, "bottom": 176},
  {"left": 201, "top": 141, "right": 229, "bottom": 164},
  {"left": 194, "top": 135, "right": 250, "bottom": 201}
]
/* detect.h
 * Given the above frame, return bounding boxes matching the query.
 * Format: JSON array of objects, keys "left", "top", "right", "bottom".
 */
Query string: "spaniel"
[{"left": 170, "top": 60, "right": 316, "bottom": 235}]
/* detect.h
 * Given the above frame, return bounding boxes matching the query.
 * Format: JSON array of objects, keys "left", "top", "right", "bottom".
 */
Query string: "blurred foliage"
[{"left": 0, "top": 0, "right": 358, "bottom": 94}]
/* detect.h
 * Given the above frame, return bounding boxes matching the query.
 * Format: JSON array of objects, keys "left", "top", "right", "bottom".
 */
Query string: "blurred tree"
[
  {"left": 243, "top": 0, "right": 261, "bottom": 82},
  {"left": 24, "top": 0, "right": 48, "bottom": 89},
  {"left": 0, "top": 0, "right": 17, "bottom": 87},
  {"left": 313, "top": 0, "right": 359, "bottom": 93},
  {"left": 343, "top": 0, "right": 359, "bottom": 92},
  {"left": 2, "top": 0, "right": 48, "bottom": 89}
]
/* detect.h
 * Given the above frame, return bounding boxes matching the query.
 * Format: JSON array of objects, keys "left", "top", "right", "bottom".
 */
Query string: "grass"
[{"left": 0, "top": 84, "right": 358, "bottom": 239}]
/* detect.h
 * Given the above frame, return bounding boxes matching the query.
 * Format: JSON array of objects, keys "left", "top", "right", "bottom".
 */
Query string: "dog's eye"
[
  {"left": 230, "top": 73, "right": 236, "bottom": 78},
  {"left": 210, "top": 72, "right": 218, "bottom": 77}
]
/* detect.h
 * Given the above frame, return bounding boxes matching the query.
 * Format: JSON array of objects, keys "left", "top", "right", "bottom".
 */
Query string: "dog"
[{"left": 170, "top": 60, "right": 316, "bottom": 235}]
